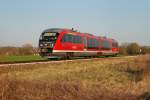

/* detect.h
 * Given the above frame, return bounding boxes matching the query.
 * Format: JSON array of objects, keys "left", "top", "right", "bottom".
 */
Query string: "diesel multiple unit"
[{"left": 39, "top": 28, "right": 119, "bottom": 58}]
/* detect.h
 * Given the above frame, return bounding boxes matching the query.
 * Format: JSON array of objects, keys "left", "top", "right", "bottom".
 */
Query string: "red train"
[{"left": 39, "top": 28, "right": 119, "bottom": 58}]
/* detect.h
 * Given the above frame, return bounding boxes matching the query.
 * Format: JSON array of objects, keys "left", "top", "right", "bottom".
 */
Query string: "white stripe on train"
[{"left": 53, "top": 50, "right": 118, "bottom": 53}]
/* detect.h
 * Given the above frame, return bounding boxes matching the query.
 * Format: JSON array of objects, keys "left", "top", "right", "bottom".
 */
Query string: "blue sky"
[{"left": 0, "top": 0, "right": 150, "bottom": 46}]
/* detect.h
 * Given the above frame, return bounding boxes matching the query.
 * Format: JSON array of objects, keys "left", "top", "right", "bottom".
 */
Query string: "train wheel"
[
  {"left": 66, "top": 52, "right": 74, "bottom": 59},
  {"left": 112, "top": 54, "right": 118, "bottom": 57}
]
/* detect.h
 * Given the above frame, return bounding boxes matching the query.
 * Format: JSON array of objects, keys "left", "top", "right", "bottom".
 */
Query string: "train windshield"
[{"left": 41, "top": 32, "right": 59, "bottom": 42}]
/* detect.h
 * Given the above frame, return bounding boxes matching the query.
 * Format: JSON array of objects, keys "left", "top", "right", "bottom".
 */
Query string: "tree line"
[
  {"left": 119, "top": 42, "right": 150, "bottom": 55},
  {"left": 0, "top": 44, "right": 38, "bottom": 56}
]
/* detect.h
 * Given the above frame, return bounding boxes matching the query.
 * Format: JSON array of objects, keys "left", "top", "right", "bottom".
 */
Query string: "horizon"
[{"left": 0, "top": 0, "right": 150, "bottom": 46}]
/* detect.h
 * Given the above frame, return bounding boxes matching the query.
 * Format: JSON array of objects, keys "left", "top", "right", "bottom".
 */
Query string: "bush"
[
  {"left": 0, "top": 44, "right": 38, "bottom": 56},
  {"left": 127, "top": 43, "right": 140, "bottom": 55},
  {"left": 119, "top": 42, "right": 142, "bottom": 55},
  {"left": 141, "top": 46, "right": 150, "bottom": 54},
  {"left": 119, "top": 46, "right": 128, "bottom": 55}
]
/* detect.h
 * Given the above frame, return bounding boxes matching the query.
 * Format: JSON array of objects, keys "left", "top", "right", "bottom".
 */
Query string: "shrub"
[
  {"left": 127, "top": 43, "right": 140, "bottom": 55},
  {"left": 141, "top": 46, "right": 150, "bottom": 54},
  {"left": 0, "top": 44, "right": 38, "bottom": 56},
  {"left": 119, "top": 42, "right": 142, "bottom": 55}
]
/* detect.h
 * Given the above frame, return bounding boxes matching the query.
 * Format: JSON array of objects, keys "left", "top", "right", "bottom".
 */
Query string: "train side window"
[
  {"left": 61, "top": 34, "right": 67, "bottom": 42},
  {"left": 62, "top": 34, "right": 73, "bottom": 43},
  {"left": 67, "top": 34, "right": 73, "bottom": 42},
  {"left": 87, "top": 38, "right": 99, "bottom": 49},
  {"left": 102, "top": 41, "right": 111, "bottom": 49},
  {"left": 62, "top": 34, "right": 82, "bottom": 44},
  {"left": 73, "top": 35, "right": 82, "bottom": 43},
  {"left": 95, "top": 39, "right": 99, "bottom": 47},
  {"left": 78, "top": 36, "right": 82, "bottom": 43}
]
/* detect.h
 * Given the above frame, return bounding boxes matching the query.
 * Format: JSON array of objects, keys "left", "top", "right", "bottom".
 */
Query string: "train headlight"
[{"left": 40, "top": 44, "right": 43, "bottom": 47}]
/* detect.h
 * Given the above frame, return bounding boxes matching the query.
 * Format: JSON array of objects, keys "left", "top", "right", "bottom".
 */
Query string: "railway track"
[{"left": 0, "top": 56, "right": 136, "bottom": 67}]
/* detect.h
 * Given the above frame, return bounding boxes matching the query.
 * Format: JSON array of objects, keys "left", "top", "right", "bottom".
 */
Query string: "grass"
[
  {"left": 0, "top": 55, "right": 45, "bottom": 62},
  {"left": 0, "top": 55, "right": 150, "bottom": 100},
  {"left": 0, "top": 54, "right": 123, "bottom": 63}
]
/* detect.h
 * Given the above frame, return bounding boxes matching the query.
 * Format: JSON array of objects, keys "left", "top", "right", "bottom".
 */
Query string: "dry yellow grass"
[{"left": 0, "top": 55, "right": 150, "bottom": 100}]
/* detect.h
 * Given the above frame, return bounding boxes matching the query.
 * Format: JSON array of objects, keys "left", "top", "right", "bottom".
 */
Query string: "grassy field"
[
  {"left": 0, "top": 55, "right": 45, "bottom": 63},
  {"left": 0, "top": 55, "right": 150, "bottom": 100},
  {"left": 0, "top": 54, "right": 123, "bottom": 63}
]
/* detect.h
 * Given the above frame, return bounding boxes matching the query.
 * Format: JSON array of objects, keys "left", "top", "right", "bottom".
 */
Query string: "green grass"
[
  {"left": 0, "top": 55, "right": 45, "bottom": 62},
  {"left": 0, "top": 54, "right": 124, "bottom": 63}
]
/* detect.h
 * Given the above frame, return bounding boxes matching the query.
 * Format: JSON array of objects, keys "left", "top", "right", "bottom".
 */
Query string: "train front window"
[
  {"left": 39, "top": 34, "right": 43, "bottom": 40},
  {"left": 42, "top": 32, "right": 59, "bottom": 41}
]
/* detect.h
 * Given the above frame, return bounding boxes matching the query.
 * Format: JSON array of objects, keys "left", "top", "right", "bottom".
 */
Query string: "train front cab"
[{"left": 39, "top": 28, "right": 62, "bottom": 58}]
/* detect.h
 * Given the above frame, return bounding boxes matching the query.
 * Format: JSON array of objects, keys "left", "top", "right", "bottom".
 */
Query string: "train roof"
[
  {"left": 43, "top": 28, "right": 77, "bottom": 33},
  {"left": 42, "top": 28, "right": 118, "bottom": 43},
  {"left": 43, "top": 28, "right": 65, "bottom": 33}
]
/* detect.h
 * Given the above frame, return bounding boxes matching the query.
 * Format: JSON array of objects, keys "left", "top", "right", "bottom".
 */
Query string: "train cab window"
[
  {"left": 39, "top": 34, "right": 43, "bottom": 40},
  {"left": 42, "top": 32, "right": 59, "bottom": 41}
]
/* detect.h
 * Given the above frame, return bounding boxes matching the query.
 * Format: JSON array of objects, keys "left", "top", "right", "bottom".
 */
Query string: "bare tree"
[
  {"left": 127, "top": 43, "right": 140, "bottom": 55},
  {"left": 22, "top": 43, "right": 34, "bottom": 55}
]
